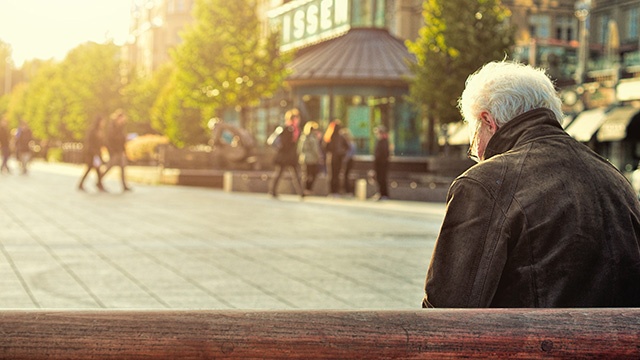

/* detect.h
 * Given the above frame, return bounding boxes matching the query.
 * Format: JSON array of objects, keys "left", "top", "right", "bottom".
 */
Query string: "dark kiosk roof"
[{"left": 286, "top": 28, "right": 416, "bottom": 87}]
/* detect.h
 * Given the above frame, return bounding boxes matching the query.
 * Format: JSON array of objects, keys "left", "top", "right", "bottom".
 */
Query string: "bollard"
[
  {"left": 355, "top": 179, "right": 367, "bottom": 200},
  {"left": 223, "top": 171, "right": 233, "bottom": 192}
]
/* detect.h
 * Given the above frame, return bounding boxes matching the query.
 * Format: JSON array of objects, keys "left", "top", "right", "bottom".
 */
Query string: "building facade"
[
  {"left": 125, "top": 0, "right": 640, "bottom": 168},
  {"left": 505, "top": 0, "right": 581, "bottom": 86},
  {"left": 126, "top": 0, "right": 195, "bottom": 77},
  {"left": 562, "top": 1, "right": 640, "bottom": 174},
  {"left": 251, "top": 0, "right": 424, "bottom": 157},
  {"left": 443, "top": 0, "right": 640, "bottom": 175}
]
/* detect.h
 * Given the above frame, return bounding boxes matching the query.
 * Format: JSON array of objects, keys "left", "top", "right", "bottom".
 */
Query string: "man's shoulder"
[{"left": 458, "top": 157, "right": 505, "bottom": 180}]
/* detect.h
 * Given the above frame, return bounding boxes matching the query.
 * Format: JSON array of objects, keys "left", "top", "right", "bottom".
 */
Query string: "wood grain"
[{"left": 0, "top": 308, "right": 638, "bottom": 359}]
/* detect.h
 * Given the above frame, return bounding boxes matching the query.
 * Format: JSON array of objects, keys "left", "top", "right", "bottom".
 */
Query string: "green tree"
[
  {"left": 150, "top": 72, "right": 209, "bottom": 147},
  {"left": 14, "top": 61, "right": 73, "bottom": 141},
  {"left": 0, "top": 40, "right": 12, "bottom": 98},
  {"left": 0, "top": 40, "right": 13, "bottom": 116},
  {"left": 4, "top": 82, "right": 28, "bottom": 127},
  {"left": 168, "top": 0, "right": 289, "bottom": 145},
  {"left": 60, "top": 42, "right": 124, "bottom": 139},
  {"left": 124, "top": 62, "right": 175, "bottom": 135},
  {"left": 12, "top": 42, "right": 124, "bottom": 142},
  {"left": 406, "top": 0, "right": 514, "bottom": 154}
]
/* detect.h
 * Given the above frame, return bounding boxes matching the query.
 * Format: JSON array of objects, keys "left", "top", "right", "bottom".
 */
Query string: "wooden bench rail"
[{"left": 0, "top": 309, "right": 638, "bottom": 359}]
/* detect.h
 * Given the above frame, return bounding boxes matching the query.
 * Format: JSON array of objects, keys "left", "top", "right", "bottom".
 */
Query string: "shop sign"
[{"left": 268, "top": 0, "right": 350, "bottom": 52}]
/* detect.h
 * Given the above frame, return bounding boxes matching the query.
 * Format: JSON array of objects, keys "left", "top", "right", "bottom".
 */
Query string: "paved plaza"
[{"left": 0, "top": 160, "right": 446, "bottom": 310}]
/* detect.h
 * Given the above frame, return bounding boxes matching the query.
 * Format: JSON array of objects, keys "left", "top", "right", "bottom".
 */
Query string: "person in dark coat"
[
  {"left": 0, "top": 118, "right": 11, "bottom": 174},
  {"left": 102, "top": 109, "right": 131, "bottom": 192},
  {"left": 323, "top": 119, "right": 348, "bottom": 196},
  {"left": 340, "top": 128, "right": 356, "bottom": 196},
  {"left": 373, "top": 125, "right": 390, "bottom": 200},
  {"left": 297, "top": 121, "right": 323, "bottom": 195},
  {"left": 268, "top": 109, "right": 304, "bottom": 198},
  {"left": 423, "top": 61, "right": 640, "bottom": 308},
  {"left": 77, "top": 116, "right": 107, "bottom": 192},
  {"left": 14, "top": 121, "right": 32, "bottom": 175}
]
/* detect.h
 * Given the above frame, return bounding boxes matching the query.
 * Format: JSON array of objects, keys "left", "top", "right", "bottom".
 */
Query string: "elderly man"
[{"left": 423, "top": 61, "right": 640, "bottom": 308}]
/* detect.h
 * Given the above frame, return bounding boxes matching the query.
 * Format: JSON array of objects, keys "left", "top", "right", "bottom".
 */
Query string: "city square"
[{"left": 0, "top": 161, "right": 446, "bottom": 310}]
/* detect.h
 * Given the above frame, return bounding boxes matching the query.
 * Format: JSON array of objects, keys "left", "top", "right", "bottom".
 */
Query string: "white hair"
[{"left": 458, "top": 61, "right": 564, "bottom": 128}]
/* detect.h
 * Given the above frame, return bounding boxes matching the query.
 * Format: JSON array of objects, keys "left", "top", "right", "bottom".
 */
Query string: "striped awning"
[
  {"left": 596, "top": 106, "right": 640, "bottom": 142},
  {"left": 565, "top": 108, "right": 607, "bottom": 142}
]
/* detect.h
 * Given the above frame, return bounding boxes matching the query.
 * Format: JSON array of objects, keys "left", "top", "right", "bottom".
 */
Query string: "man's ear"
[{"left": 479, "top": 111, "right": 499, "bottom": 134}]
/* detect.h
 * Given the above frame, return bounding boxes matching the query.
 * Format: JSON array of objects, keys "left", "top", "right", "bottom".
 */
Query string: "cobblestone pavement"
[{"left": 0, "top": 160, "right": 446, "bottom": 310}]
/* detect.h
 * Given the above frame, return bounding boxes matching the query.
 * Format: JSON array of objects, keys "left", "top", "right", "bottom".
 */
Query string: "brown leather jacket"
[{"left": 424, "top": 108, "right": 640, "bottom": 307}]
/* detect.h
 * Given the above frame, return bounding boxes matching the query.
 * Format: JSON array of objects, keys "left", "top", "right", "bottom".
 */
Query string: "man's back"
[
  {"left": 425, "top": 109, "right": 640, "bottom": 307},
  {"left": 487, "top": 123, "right": 640, "bottom": 306}
]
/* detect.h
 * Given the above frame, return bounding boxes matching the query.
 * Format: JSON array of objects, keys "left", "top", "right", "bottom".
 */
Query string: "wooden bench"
[{"left": 1, "top": 308, "right": 638, "bottom": 359}]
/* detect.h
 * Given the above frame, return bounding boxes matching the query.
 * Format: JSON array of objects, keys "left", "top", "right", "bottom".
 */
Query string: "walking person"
[
  {"left": 323, "top": 119, "right": 348, "bottom": 196},
  {"left": 0, "top": 118, "right": 11, "bottom": 174},
  {"left": 77, "top": 116, "right": 107, "bottom": 192},
  {"left": 14, "top": 121, "right": 32, "bottom": 175},
  {"left": 373, "top": 125, "right": 390, "bottom": 200},
  {"left": 268, "top": 109, "right": 304, "bottom": 198},
  {"left": 298, "top": 121, "right": 323, "bottom": 196},
  {"left": 341, "top": 128, "right": 356, "bottom": 196},
  {"left": 102, "top": 109, "right": 132, "bottom": 192},
  {"left": 423, "top": 61, "right": 640, "bottom": 308}
]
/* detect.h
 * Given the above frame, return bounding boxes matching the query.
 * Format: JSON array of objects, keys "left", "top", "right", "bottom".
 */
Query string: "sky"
[{"left": 0, "top": 0, "right": 132, "bottom": 66}]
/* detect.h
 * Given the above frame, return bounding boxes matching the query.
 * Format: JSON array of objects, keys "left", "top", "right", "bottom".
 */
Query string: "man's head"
[{"left": 459, "top": 61, "right": 564, "bottom": 161}]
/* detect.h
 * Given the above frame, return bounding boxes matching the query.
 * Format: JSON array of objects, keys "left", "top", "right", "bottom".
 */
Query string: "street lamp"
[{"left": 574, "top": 0, "right": 592, "bottom": 85}]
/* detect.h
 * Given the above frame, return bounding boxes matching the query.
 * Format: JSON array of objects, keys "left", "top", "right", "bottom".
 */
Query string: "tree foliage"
[
  {"left": 0, "top": 40, "right": 12, "bottom": 98},
  {"left": 0, "top": 40, "right": 13, "bottom": 116},
  {"left": 1, "top": 0, "right": 291, "bottom": 148},
  {"left": 124, "top": 62, "right": 175, "bottom": 135},
  {"left": 164, "top": 0, "right": 289, "bottom": 145},
  {"left": 150, "top": 71, "right": 209, "bottom": 147},
  {"left": 406, "top": 0, "right": 514, "bottom": 151},
  {"left": 4, "top": 42, "right": 124, "bottom": 142}
]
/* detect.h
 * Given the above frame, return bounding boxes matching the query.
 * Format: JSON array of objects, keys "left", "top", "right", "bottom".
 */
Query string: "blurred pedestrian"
[
  {"left": 14, "top": 121, "right": 32, "bottom": 175},
  {"left": 323, "top": 119, "right": 348, "bottom": 196},
  {"left": 0, "top": 118, "right": 11, "bottom": 174},
  {"left": 298, "top": 121, "right": 323, "bottom": 195},
  {"left": 423, "top": 60, "right": 640, "bottom": 308},
  {"left": 102, "top": 109, "right": 132, "bottom": 192},
  {"left": 268, "top": 109, "right": 304, "bottom": 198},
  {"left": 78, "top": 116, "right": 107, "bottom": 192},
  {"left": 341, "top": 128, "right": 356, "bottom": 196},
  {"left": 373, "top": 125, "right": 390, "bottom": 200}
]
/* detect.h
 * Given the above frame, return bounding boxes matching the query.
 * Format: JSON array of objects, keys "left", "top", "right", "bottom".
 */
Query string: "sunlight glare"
[{"left": 0, "top": 0, "right": 131, "bottom": 66}]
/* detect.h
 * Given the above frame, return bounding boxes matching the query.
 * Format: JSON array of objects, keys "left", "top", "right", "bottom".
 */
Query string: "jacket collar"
[{"left": 483, "top": 108, "right": 564, "bottom": 160}]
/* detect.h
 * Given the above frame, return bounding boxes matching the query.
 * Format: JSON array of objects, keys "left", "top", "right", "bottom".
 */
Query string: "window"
[
  {"left": 351, "top": 0, "right": 386, "bottom": 28},
  {"left": 629, "top": 8, "right": 639, "bottom": 40},
  {"left": 555, "top": 16, "right": 576, "bottom": 42},
  {"left": 529, "top": 14, "right": 551, "bottom": 39},
  {"left": 600, "top": 14, "right": 610, "bottom": 45}
]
